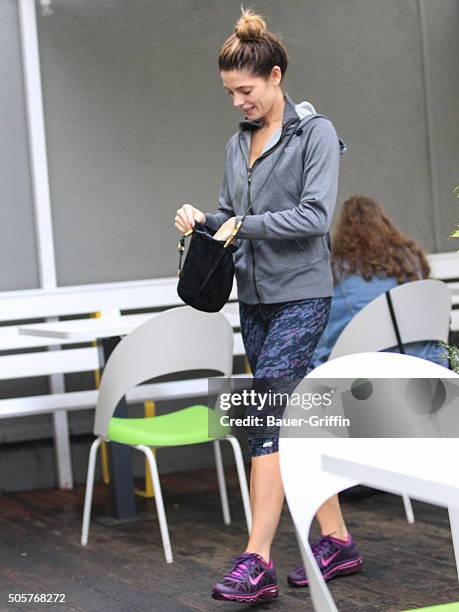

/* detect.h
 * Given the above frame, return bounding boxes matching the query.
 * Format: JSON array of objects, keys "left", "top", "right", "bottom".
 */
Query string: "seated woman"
[{"left": 310, "top": 194, "right": 447, "bottom": 370}]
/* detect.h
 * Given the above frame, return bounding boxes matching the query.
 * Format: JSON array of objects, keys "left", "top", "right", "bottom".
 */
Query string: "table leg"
[{"left": 100, "top": 336, "right": 137, "bottom": 520}]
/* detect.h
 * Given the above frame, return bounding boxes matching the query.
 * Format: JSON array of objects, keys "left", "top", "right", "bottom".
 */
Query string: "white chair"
[
  {"left": 329, "top": 278, "right": 451, "bottom": 360},
  {"left": 280, "top": 352, "right": 459, "bottom": 612},
  {"left": 328, "top": 278, "right": 451, "bottom": 523},
  {"left": 81, "top": 306, "right": 252, "bottom": 563}
]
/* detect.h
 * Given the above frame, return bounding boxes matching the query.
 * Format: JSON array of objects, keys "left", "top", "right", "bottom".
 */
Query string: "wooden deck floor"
[{"left": 0, "top": 467, "right": 458, "bottom": 612}]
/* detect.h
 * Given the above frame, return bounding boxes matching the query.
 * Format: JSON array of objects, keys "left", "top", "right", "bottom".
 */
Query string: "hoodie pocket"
[
  {"left": 256, "top": 239, "right": 323, "bottom": 278},
  {"left": 234, "top": 241, "right": 252, "bottom": 278},
  {"left": 294, "top": 237, "right": 328, "bottom": 265}
]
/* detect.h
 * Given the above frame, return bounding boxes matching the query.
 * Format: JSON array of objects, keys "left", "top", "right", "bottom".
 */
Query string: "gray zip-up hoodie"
[{"left": 204, "top": 93, "right": 346, "bottom": 304}]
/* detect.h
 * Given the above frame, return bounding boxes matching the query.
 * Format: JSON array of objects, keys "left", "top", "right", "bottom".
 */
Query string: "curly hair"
[{"left": 331, "top": 195, "right": 430, "bottom": 283}]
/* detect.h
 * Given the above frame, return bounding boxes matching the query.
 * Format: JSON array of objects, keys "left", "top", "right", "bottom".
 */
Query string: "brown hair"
[
  {"left": 218, "top": 8, "right": 288, "bottom": 80},
  {"left": 331, "top": 195, "right": 430, "bottom": 283}
]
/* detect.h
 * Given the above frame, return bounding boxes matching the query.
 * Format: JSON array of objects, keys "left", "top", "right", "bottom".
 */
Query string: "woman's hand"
[
  {"left": 175, "top": 204, "right": 206, "bottom": 233},
  {"left": 214, "top": 217, "right": 237, "bottom": 242}
]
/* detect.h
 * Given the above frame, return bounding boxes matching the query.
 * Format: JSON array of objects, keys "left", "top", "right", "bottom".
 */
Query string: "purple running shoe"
[
  {"left": 288, "top": 533, "right": 363, "bottom": 587},
  {"left": 212, "top": 552, "right": 279, "bottom": 603}
]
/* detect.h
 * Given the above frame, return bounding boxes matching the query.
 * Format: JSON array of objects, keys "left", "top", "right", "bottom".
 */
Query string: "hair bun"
[{"left": 235, "top": 8, "right": 267, "bottom": 40}]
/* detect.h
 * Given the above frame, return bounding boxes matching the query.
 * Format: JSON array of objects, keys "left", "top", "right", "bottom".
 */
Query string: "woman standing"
[{"left": 175, "top": 9, "right": 362, "bottom": 604}]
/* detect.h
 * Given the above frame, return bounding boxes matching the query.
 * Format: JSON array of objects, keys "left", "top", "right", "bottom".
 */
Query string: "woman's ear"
[{"left": 270, "top": 65, "right": 282, "bottom": 86}]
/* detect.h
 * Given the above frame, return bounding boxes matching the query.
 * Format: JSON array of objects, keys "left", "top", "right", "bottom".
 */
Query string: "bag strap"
[
  {"left": 385, "top": 289, "right": 405, "bottom": 354},
  {"left": 177, "top": 237, "right": 186, "bottom": 276}
]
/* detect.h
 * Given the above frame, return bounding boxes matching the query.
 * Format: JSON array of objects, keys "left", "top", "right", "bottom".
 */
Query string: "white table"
[
  {"left": 322, "top": 440, "right": 459, "bottom": 608},
  {"left": 18, "top": 302, "right": 241, "bottom": 342},
  {"left": 323, "top": 440, "right": 459, "bottom": 511},
  {"left": 281, "top": 437, "right": 459, "bottom": 612}
]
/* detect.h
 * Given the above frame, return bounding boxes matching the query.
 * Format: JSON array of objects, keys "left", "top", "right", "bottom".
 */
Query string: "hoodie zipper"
[
  {"left": 241, "top": 118, "right": 299, "bottom": 303},
  {"left": 246, "top": 167, "right": 261, "bottom": 302}
]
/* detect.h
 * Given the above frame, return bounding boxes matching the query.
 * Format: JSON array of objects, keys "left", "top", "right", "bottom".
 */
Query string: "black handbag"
[
  {"left": 176, "top": 123, "right": 303, "bottom": 312},
  {"left": 176, "top": 221, "right": 241, "bottom": 312}
]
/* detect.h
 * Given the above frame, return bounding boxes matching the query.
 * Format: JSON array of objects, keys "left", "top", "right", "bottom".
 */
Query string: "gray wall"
[
  {"left": 0, "top": 0, "right": 458, "bottom": 490},
  {"left": 1, "top": 0, "right": 458, "bottom": 289},
  {"left": 27, "top": 0, "right": 459, "bottom": 286},
  {"left": 420, "top": 0, "right": 459, "bottom": 247},
  {"left": 0, "top": 0, "right": 39, "bottom": 290}
]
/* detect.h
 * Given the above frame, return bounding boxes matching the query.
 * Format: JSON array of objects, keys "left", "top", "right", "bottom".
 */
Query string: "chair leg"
[
  {"left": 402, "top": 493, "right": 415, "bottom": 524},
  {"left": 448, "top": 506, "right": 459, "bottom": 582},
  {"left": 213, "top": 440, "right": 231, "bottom": 525},
  {"left": 81, "top": 437, "right": 102, "bottom": 546},
  {"left": 136, "top": 445, "right": 173, "bottom": 564},
  {"left": 296, "top": 524, "right": 338, "bottom": 612},
  {"left": 223, "top": 435, "right": 252, "bottom": 534}
]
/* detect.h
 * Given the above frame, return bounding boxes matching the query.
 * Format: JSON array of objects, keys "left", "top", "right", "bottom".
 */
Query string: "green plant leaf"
[{"left": 440, "top": 341, "right": 459, "bottom": 374}]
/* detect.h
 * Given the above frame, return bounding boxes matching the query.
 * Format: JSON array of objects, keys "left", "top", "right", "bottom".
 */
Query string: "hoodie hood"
[
  {"left": 295, "top": 99, "right": 316, "bottom": 119},
  {"left": 295, "top": 99, "right": 346, "bottom": 154},
  {"left": 239, "top": 94, "right": 346, "bottom": 155}
]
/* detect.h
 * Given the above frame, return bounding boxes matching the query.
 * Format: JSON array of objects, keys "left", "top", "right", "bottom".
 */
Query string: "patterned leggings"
[{"left": 239, "top": 297, "right": 331, "bottom": 457}]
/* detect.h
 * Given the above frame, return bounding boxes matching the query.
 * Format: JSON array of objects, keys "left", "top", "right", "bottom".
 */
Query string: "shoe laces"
[
  {"left": 311, "top": 535, "right": 335, "bottom": 559},
  {"left": 227, "top": 553, "right": 260, "bottom": 580}
]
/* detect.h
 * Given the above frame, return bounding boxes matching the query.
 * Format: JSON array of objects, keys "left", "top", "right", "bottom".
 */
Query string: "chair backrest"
[
  {"left": 329, "top": 279, "right": 451, "bottom": 360},
  {"left": 93, "top": 306, "right": 234, "bottom": 437},
  {"left": 291, "top": 351, "right": 459, "bottom": 438},
  {"left": 309, "top": 351, "right": 457, "bottom": 379}
]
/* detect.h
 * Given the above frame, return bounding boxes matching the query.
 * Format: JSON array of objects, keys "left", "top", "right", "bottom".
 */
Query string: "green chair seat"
[
  {"left": 403, "top": 604, "right": 459, "bottom": 611},
  {"left": 108, "top": 405, "right": 229, "bottom": 447}
]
